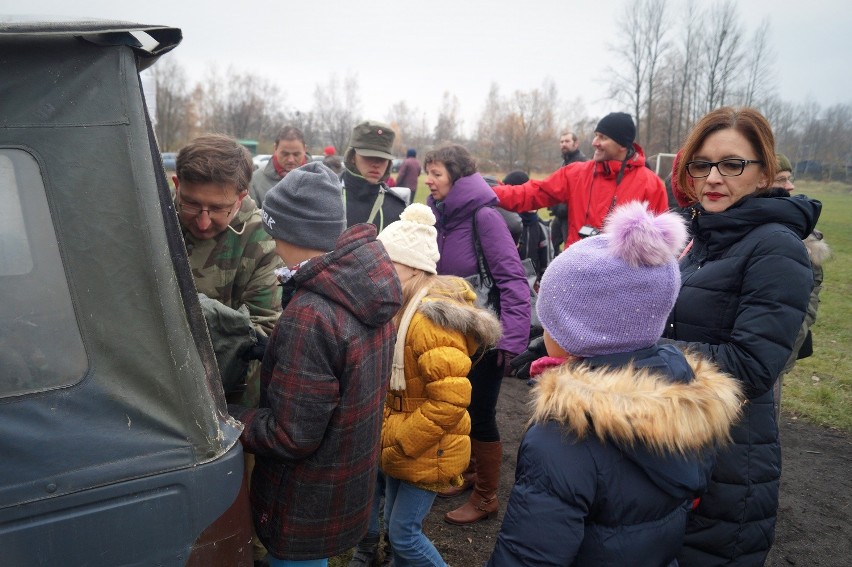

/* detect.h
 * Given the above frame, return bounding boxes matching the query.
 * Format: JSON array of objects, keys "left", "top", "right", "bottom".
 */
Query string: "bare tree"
[
  {"left": 607, "top": 0, "right": 670, "bottom": 146},
  {"left": 742, "top": 18, "right": 775, "bottom": 107},
  {"left": 434, "top": 92, "right": 462, "bottom": 145},
  {"left": 642, "top": 0, "right": 670, "bottom": 147},
  {"left": 149, "top": 55, "right": 191, "bottom": 150},
  {"left": 702, "top": 0, "right": 743, "bottom": 110},
  {"left": 474, "top": 83, "right": 502, "bottom": 168},
  {"left": 193, "top": 66, "right": 287, "bottom": 144},
  {"left": 313, "top": 73, "right": 362, "bottom": 154}
]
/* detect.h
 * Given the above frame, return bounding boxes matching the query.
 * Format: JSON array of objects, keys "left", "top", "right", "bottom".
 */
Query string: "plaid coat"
[{"left": 231, "top": 223, "right": 402, "bottom": 560}]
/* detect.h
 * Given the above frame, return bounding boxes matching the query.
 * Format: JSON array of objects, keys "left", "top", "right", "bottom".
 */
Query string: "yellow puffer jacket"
[{"left": 381, "top": 284, "right": 501, "bottom": 492}]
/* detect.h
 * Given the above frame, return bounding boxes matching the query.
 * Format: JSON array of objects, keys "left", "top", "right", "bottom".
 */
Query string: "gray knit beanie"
[{"left": 261, "top": 161, "right": 345, "bottom": 251}]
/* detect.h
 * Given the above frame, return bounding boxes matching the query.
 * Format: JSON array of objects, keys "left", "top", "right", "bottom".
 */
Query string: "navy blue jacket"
[
  {"left": 665, "top": 193, "right": 819, "bottom": 566},
  {"left": 487, "top": 345, "right": 743, "bottom": 567}
]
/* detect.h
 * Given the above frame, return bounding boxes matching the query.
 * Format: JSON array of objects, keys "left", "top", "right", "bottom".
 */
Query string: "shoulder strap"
[{"left": 471, "top": 206, "right": 495, "bottom": 284}]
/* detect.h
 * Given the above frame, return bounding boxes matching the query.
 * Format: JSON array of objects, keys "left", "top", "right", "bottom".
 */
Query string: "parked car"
[
  {"left": 253, "top": 153, "right": 271, "bottom": 170},
  {"left": 0, "top": 18, "right": 251, "bottom": 566},
  {"left": 162, "top": 151, "right": 177, "bottom": 171},
  {"left": 391, "top": 158, "right": 403, "bottom": 173}
]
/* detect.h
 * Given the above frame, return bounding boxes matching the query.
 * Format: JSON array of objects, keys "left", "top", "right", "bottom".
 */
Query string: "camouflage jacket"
[{"left": 181, "top": 195, "right": 283, "bottom": 337}]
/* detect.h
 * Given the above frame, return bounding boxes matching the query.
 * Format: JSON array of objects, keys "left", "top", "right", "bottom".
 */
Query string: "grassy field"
[
  {"left": 410, "top": 175, "right": 852, "bottom": 431},
  {"left": 779, "top": 181, "right": 852, "bottom": 431}
]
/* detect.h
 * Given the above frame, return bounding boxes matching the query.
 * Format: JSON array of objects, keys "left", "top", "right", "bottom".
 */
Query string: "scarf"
[{"left": 389, "top": 286, "right": 431, "bottom": 391}]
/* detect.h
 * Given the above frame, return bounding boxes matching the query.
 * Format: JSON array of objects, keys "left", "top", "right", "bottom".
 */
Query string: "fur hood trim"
[
  {"left": 804, "top": 232, "right": 831, "bottom": 267},
  {"left": 419, "top": 298, "right": 502, "bottom": 350},
  {"left": 530, "top": 353, "right": 743, "bottom": 455}
]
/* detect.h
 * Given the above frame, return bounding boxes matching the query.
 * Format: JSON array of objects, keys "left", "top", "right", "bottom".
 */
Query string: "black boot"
[{"left": 347, "top": 533, "right": 380, "bottom": 566}]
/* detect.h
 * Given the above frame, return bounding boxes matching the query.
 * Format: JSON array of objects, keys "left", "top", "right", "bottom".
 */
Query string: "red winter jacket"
[{"left": 493, "top": 144, "right": 668, "bottom": 248}]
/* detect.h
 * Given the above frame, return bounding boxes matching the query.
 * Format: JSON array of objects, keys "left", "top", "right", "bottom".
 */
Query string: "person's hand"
[
  {"left": 495, "top": 349, "right": 518, "bottom": 377},
  {"left": 241, "top": 333, "right": 269, "bottom": 362},
  {"left": 509, "top": 336, "right": 547, "bottom": 380}
]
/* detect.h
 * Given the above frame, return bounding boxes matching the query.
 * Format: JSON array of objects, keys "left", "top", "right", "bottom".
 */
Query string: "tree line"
[{"left": 151, "top": 0, "right": 851, "bottom": 180}]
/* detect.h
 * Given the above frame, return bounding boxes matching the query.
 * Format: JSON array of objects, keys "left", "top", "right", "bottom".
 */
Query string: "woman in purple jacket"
[{"left": 424, "top": 144, "right": 531, "bottom": 525}]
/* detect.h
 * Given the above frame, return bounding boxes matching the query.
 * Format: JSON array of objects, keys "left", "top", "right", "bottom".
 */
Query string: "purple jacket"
[{"left": 428, "top": 173, "right": 531, "bottom": 354}]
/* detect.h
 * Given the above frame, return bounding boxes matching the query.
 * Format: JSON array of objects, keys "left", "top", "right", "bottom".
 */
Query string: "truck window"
[{"left": 0, "top": 150, "right": 88, "bottom": 397}]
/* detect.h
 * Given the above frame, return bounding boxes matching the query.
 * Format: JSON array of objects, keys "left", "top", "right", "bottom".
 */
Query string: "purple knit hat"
[{"left": 536, "top": 202, "right": 687, "bottom": 357}]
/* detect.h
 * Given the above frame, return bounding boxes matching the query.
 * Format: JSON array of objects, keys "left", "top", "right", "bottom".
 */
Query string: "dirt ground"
[{"left": 419, "top": 375, "right": 852, "bottom": 566}]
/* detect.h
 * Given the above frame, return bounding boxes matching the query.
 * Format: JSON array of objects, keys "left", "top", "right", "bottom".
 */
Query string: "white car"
[{"left": 252, "top": 154, "right": 271, "bottom": 170}]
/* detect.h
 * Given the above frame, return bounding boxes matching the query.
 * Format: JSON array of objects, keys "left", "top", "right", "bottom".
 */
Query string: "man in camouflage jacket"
[{"left": 174, "top": 134, "right": 283, "bottom": 408}]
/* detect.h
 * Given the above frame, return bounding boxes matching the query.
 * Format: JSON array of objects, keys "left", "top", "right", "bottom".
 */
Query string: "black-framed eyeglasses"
[
  {"left": 176, "top": 195, "right": 238, "bottom": 219},
  {"left": 685, "top": 159, "right": 763, "bottom": 178}
]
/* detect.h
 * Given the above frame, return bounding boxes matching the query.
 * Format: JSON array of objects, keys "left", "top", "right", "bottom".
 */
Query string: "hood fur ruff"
[
  {"left": 530, "top": 353, "right": 743, "bottom": 456},
  {"left": 804, "top": 232, "right": 831, "bottom": 267},
  {"left": 419, "top": 298, "right": 502, "bottom": 351}
]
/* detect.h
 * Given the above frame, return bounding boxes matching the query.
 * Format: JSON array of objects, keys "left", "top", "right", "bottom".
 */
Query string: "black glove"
[
  {"left": 241, "top": 333, "right": 269, "bottom": 362},
  {"left": 509, "top": 336, "right": 547, "bottom": 381},
  {"left": 495, "top": 349, "right": 518, "bottom": 378}
]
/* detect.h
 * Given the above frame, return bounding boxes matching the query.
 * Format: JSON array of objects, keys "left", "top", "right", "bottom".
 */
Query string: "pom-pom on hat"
[
  {"left": 594, "top": 112, "right": 636, "bottom": 149},
  {"left": 536, "top": 202, "right": 687, "bottom": 357},
  {"left": 377, "top": 203, "right": 440, "bottom": 274}
]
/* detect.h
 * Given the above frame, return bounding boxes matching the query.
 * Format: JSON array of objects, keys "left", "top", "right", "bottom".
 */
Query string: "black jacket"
[
  {"left": 342, "top": 169, "right": 407, "bottom": 232},
  {"left": 665, "top": 193, "right": 820, "bottom": 566}
]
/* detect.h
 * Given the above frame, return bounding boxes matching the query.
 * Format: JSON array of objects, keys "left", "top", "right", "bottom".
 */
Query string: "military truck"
[{"left": 0, "top": 18, "right": 252, "bottom": 565}]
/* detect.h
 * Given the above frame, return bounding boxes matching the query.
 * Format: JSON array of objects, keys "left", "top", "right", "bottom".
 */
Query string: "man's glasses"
[
  {"left": 685, "top": 159, "right": 763, "bottom": 178},
  {"left": 176, "top": 196, "right": 237, "bottom": 220},
  {"left": 775, "top": 174, "right": 795, "bottom": 185}
]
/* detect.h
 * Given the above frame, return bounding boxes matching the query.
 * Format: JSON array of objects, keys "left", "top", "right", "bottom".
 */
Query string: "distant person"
[
  {"left": 560, "top": 130, "right": 586, "bottom": 166},
  {"left": 487, "top": 202, "right": 743, "bottom": 567},
  {"left": 229, "top": 161, "right": 403, "bottom": 567},
  {"left": 549, "top": 131, "right": 587, "bottom": 253},
  {"left": 250, "top": 126, "right": 307, "bottom": 206},
  {"left": 173, "top": 134, "right": 283, "bottom": 566},
  {"left": 395, "top": 148, "right": 422, "bottom": 200},
  {"left": 322, "top": 154, "right": 344, "bottom": 176},
  {"left": 492, "top": 113, "right": 667, "bottom": 250},
  {"left": 503, "top": 170, "right": 553, "bottom": 282},
  {"left": 342, "top": 120, "right": 409, "bottom": 231},
  {"left": 665, "top": 107, "right": 819, "bottom": 565},
  {"left": 376, "top": 203, "right": 501, "bottom": 567}
]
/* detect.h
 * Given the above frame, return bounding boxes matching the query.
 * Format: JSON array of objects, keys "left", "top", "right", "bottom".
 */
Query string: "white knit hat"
[{"left": 377, "top": 203, "right": 440, "bottom": 274}]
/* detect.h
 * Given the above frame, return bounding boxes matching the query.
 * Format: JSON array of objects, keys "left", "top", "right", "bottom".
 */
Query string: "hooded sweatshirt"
[{"left": 230, "top": 223, "right": 403, "bottom": 561}]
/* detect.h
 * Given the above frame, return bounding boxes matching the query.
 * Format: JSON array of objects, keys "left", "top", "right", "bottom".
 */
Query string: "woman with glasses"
[{"left": 664, "top": 107, "right": 821, "bottom": 566}]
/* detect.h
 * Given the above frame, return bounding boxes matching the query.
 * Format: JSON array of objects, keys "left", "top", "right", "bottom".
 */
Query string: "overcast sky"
[{"left": 11, "top": 0, "right": 852, "bottom": 136}]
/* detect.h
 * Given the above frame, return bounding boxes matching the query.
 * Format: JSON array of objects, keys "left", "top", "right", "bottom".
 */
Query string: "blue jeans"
[
  {"left": 267, "top": 557, "right": 328, "bottom": 567},
  {"left": 384, "top": 476, "right": 446, "bottom": 567}
]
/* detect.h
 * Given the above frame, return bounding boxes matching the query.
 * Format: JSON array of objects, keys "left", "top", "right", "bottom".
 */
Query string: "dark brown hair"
[
  {"left": 423, "top": 144, "right": 477, "bottom": 184},
  {"left": 274, "top": 126, "right": 306, "bottom": 146},
  {"left": 176, "top": 134, "right": 253, "bottom": 194},
  {"left": 675, "top": 107, "right": 776, "bottom": 204}
]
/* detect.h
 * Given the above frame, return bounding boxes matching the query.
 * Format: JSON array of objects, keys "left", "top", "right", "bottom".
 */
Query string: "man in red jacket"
[{"left": 492, "top": 112, "right": 667, "bottom": 249}]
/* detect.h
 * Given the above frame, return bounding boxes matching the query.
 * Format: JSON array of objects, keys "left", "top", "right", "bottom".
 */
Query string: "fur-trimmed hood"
[
  {"left": 418, "top": 295, "right": 502, "bottom": 351},
  {"left": 531, "top": 349, "right": 743, "bottom": 456},
  {"left": 805, "top": 230, "right": 831, "bottom": 267}
]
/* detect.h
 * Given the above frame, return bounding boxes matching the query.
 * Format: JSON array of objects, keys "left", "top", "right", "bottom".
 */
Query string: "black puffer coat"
[{"left": 664, "top": 193, "right": 820, "bottom": 566}]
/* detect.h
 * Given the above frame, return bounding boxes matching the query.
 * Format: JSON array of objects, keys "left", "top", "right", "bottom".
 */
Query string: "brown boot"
[
  {"left": 444, "top": 440, "right": 501, "bottom": 525},
  {"left": 437, "top": 454, "right": 476, "bottom": 498}
]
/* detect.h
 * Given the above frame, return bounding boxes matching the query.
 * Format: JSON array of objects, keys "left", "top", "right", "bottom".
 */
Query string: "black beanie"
[
  {"left": 502, "top": 170, "right": 529, "bottom": 185},
  {"left": 595, "top": 112, "right": 636, "bottom": 149}
]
